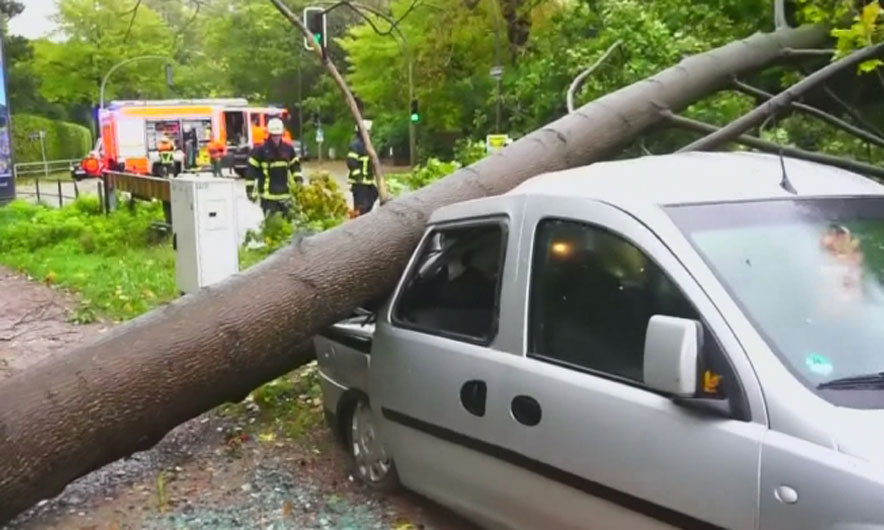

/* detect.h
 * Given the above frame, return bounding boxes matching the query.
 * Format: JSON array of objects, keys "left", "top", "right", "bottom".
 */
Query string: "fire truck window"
[
  {"left": 224, "top": 112, "right": 247, "bottom": 146},
  {"left": 251, "top": 114, "right": 261, "bottom": 127},
  {"left": 183, "top": 120, "right": 212, "bottom": 143}
]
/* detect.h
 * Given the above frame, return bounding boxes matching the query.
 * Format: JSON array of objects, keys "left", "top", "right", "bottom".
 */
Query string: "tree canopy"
[{"left": 4, "top": 0, "right": 884, "bottom": 161}]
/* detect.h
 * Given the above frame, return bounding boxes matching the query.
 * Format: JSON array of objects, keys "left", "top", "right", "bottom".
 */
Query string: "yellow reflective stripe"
[
  {"left": 268, "top": 161, "right": 289, "bottom": 168},
  {"left": 361, "top": 156, "right": 369, "bottom": 176},
  {"left": 348, "top": 152, "right": 360, "bottom": 159},
  {"left": 248, "top": 157, "right": 261, "bottom": 167},
  {"left": 261, "top": 192, "right": 289, "bottom": 200}
]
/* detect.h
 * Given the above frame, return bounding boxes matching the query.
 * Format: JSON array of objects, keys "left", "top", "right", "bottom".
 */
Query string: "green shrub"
[
  {"left": 292, "top": 172, "right": 349, "bottom": 230},
  {"left": 454, "top": 139, "right": 488, "bottom": 166},
  {"left": 11, "top": 114, "right": 93, "bottom": 164},
  {"left": 404, "top": 158, "right": 461, "bottom": 190}
]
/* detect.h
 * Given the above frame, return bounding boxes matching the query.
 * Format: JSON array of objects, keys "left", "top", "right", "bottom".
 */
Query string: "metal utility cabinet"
[{"left": 171, "top": 175, "right": 239, "bottom": 294}]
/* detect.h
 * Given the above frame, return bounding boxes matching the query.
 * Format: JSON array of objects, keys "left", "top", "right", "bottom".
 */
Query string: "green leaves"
[{"left": 798, "top": 0, "right": 883, "bottom": 73}]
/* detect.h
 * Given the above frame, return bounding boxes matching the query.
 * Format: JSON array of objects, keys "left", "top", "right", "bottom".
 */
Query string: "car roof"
[
  {"left": 510, "top": 152, "right": 883, "bottom": 204},
  {"left": 429, "top": 152, "right": 884, "bottom": 224}
]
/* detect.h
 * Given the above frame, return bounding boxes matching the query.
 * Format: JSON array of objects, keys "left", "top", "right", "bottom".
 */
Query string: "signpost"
[
  {"left": 28, "top": 131, "right": 49, "bottom": 181},
  {"left": 486, "top": 134, "right": 510, "bottom": 154},
  {"left": 316, "top": 127, "right": 324, "bottom": 161}
]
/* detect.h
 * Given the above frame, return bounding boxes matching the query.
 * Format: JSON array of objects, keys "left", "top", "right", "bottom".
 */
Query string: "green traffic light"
[
  {"left": 410, "top": 113, "right": 420, "bottom": 123},
  {"left": 314, "top": 33, "right": 322, "bottom": 44}
]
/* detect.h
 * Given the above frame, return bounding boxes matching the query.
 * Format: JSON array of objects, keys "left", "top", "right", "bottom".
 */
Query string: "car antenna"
[
  {"left": 764, "top": 109, "right": 798, "bottom": 195},
  {"left": 778, "top": 147, "right": 798, "bottom": 195}
]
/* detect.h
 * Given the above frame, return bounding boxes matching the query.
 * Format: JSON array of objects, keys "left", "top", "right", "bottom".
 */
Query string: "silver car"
[{"left": 315, "top": 152, "right": 884, "bottom": 529}]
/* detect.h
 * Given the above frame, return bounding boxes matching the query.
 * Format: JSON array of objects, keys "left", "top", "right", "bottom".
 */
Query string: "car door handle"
[
  {"left": 460, "top": 380, "right": 487, "bottom": 417},
  {"left": 511, "top": 395, "right": 542, "bottom": 426}
]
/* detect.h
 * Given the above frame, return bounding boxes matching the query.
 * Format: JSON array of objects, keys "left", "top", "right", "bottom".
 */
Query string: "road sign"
[
  {"left": 316, "top": 128, "right": 324, "bottom": 143},
  {"left": 490, "top": 66, "right": 504, "bottom": 79},
  {"left": 486, "top": 134, "right": 509, "bottom": 153}
]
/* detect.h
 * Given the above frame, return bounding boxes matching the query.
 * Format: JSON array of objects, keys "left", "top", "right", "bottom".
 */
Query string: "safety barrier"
[
  {"left": 13, "top": 159, "right": 81, "bottom": 179},
  {"left": 103, "top": 171, "right": 171, "bottom": 202}
]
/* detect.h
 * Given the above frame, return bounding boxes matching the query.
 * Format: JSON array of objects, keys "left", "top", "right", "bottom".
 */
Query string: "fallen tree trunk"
[{"left": 0, "top": 24, "right": 826, "bottom": 523}]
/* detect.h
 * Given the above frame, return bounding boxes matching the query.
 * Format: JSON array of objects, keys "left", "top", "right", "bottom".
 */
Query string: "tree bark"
[
  {"left": 268, "top": 0, "right": 389, "bottom": 203},
  {"left": 0, "top": 24, "right": 826, "bottom": 524}
]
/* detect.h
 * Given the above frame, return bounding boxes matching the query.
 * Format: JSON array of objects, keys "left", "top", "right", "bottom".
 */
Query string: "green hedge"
[{"left": 11, "top": 114, "right": 93, "bottom": 164}]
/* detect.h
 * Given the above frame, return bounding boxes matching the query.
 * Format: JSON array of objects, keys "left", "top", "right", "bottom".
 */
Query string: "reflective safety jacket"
[
  {"left": 157, "top": 138, "right": 175, "bottom": 164},
  {"left": 207, "top": 139, "right": 226, "bottom": 160},
  {"left": 347, "top": 137, "right": 373, "bottom": 186},
  {"left": 247, "top": 140, "right": 303, "bottom": 200}
]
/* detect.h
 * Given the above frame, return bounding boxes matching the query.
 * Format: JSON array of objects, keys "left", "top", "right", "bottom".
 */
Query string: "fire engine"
[{"left": 74, "top": 98, "right": 292, "bottom": 180}]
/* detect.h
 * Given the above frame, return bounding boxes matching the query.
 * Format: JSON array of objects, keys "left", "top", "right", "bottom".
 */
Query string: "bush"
[
  {"left": 241, "top": 173, "right": 350, "bottom": 264},
  {"left": 292, "top": 172, "right": 349, "bottom": 231},
  {"left": 11, "top": 114, "right": 93, "bottom": 164},
  {"left": 404, "top": 158, "right": 461, "bottom": 190},
  {"left": 454, "top": 139, "right": 488, "bottom": 166}
]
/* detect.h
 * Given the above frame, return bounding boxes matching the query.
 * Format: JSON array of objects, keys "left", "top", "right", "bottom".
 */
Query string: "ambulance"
[{"left": 80, "top": 98, "right": 291, "bottom": 179}]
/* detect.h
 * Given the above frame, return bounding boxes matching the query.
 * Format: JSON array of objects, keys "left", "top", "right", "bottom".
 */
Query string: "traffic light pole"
[
  {"left": 317, "top": 0, "right": 417, "bottom": 167},
  {"left": 408, "top": 61, "right": 416, "bottom": 167},
  {"left": 271, "top": 0, "right": 389, "bottom": 203}
]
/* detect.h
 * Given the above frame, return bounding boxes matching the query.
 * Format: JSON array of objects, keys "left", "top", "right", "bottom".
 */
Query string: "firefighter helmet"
[{"left": 267, "top": 118, "right": 285, "bottom": 135}]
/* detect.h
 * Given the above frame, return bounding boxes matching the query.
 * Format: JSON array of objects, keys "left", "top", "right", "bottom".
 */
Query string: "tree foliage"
[{"left": 6, "top": 0, "right": 884, "bottom": 163}]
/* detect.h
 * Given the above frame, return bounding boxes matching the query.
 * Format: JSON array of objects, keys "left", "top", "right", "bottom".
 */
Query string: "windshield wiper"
[{"left": 818, "top": 372, "right": 884, "bottom": 390}]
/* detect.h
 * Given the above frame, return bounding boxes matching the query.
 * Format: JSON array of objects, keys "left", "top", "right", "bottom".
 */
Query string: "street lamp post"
[{"left": 100, "top": 55, "right": 172, "bottom": 110}]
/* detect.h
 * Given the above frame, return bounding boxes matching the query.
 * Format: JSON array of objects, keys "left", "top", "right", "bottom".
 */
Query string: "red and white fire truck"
[{"left": 74, "top": 98, "right": 292, "bottom": 180}]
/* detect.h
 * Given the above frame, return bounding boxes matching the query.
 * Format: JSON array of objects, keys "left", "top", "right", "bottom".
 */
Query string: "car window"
[
  {"left": 393, "top": 222, "right": 506, "bottom": 343},
  {"left": 529, "top": 219, "right": 733, "bottom": 399}
]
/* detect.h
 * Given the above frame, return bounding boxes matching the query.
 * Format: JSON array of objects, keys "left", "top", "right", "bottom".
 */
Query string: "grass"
[
  {"left": 220, "top": 362, "right": 325, "bottom": 443},
  {"left": 0, "top": 197, "right": 177, "bottom": 322}
]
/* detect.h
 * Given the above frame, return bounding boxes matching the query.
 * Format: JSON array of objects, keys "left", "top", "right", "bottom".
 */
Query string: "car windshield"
[{"left": 667, "top": 197, "right": 884, "bottom": 408}]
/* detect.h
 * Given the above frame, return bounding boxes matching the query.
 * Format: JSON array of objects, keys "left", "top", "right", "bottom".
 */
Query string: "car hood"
[{"left": 827, "top": 408, "right": 884, "bottom": 464}]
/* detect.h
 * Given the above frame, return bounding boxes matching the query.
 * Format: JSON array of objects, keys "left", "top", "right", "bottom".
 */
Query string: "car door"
[
  {"left": 488, "top": 196, "right": 767, "bottom": 530},
  {"left": 370, "top": 204, "right": 531, "bottom": 527}
]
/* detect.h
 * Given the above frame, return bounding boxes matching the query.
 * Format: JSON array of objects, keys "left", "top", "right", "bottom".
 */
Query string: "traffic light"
[
  {"left": 303, "top": 7, "right": 326, "bottom": 51},
  {"left": 410, "top": 99, "right": 420, "bottom": 123}
]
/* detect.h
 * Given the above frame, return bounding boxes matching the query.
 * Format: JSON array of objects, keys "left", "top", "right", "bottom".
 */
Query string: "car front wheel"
[{"left": 348, "top": 398, "right": 400, "bottom": 492}]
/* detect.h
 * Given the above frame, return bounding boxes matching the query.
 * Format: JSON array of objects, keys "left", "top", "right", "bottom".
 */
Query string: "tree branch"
[
  {"left": 567, "top": 40, "right": 622, "bottom": 113},
  {"left": 123, "top": 0, "right": 143, "bottom": 43},
  {"left": 268, "top": 0, "right": 389, "bottom": 203},
  {"left": 680, "top": 43, "right": 884, "bottom": 152},
  {"left": 732, "top": 78, "right": 884, "bottom": 149},
  {"left": 782, "top": 48, "right": 835, "bottom": 57},
  {"left": 800, "top": 60, "right": 884, "bottom": 138},
  {"left": 664, "top": 111, "right": 884, "bottom": 180}
]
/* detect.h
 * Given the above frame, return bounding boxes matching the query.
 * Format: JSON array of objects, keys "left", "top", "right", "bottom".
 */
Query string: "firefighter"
[
  {"left": 347, "top": 124, "right": 378, "bottom": 216},
  {"left": 156, "top": 134, "right": 176, "bottom": 177},
  {"left": 247, "top": 118, "right": 303, "bottom": 218},
  {"left": 207, "top": 137, "right": 227, "bottom": 177}
]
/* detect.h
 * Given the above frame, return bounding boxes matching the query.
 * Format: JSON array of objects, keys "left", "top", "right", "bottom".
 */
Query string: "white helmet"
[{"left": 267, "top": 118, "right": 285, "bottom": 135}]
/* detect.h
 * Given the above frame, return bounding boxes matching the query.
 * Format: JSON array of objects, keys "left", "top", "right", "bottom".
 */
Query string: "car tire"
[{"left": 346, "top": 398, "right": 400, "bottom": 493}]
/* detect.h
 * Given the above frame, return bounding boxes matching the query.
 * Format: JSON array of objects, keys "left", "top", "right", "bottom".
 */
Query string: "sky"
[{"left": 8, "top": 0, "right": 58, "bottom": 40}]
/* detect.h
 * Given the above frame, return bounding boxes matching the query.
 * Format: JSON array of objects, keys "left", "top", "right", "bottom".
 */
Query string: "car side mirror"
[{"left": 643, "top": 315, "right": 700, "bottom": 397}]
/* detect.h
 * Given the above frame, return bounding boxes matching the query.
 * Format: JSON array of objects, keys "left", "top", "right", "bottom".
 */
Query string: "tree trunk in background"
[{"left": 0, "top": 24, "right": 826, "bottom": 524}]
